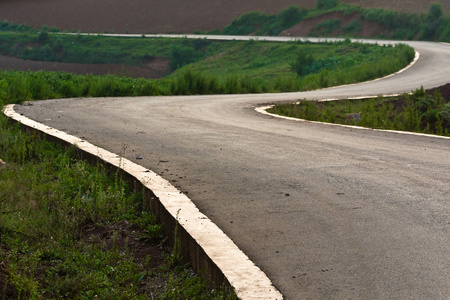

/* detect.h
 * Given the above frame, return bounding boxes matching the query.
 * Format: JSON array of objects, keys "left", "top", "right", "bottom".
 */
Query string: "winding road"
[{"left": 14, "top": 37, "right": 450, "bottom": 299}]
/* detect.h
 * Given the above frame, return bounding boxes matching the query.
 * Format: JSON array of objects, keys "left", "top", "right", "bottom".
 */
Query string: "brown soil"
[
  {"left": 280, "top": 11, "right": 389, "bottom": 37},
  {"left": 80, "top": 221, "right": 165, "bottom": 269},
  {"left": 0, "top": 219, "right": 167, "bottom": 297},
  {"left": 387, "top": 83, "right": 450, "bottom": 111},
  {"left": 0, "top": 0, "right": 448, "bottom": 35},
  {"left": 0, "top": 0, "right": 446, "bottom": 77},
  {"left": 0, "top": 54, "right": 170, "bottom": 79}
]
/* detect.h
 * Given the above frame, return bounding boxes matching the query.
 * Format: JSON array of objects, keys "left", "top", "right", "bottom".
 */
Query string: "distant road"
[{"left": 15, "top": 37, "right": 450, "bottom": 299}]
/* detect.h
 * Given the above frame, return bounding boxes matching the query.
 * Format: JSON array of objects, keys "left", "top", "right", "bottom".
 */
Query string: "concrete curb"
[
  {"left": 256, "top": 102, "right": 450, "bottom": 140},
  {"left": 3, "top": 104, "right": 283, "bottom": 300}
]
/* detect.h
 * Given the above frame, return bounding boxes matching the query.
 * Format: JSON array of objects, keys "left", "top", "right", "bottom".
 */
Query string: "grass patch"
[
  {"left": 0, "top": 112, "right": 236, "bottom": 298},
  {"left": 268, "top": 86, "right": 450, "bottom": 136}
]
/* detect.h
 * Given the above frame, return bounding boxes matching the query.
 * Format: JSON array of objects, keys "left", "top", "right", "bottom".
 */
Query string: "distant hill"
[{"left": 0, "top": 0, "right": 448, "bottom": 34}]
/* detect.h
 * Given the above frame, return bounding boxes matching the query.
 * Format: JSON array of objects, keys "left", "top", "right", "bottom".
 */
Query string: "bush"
[
  {"left": 316, "top": 0, "right": 339, "bottom": 10},
  {"left": 38, "top": 27, "right": 49, "bottom": 44},
  {"left": 278, "top": 6, "right": 307, "bottom": 28},
  {"left": 169, "top": 44, "right": 201, "bottom": 71},
  {"left": 223, "top": 11, "right": 273, "bottom": 35},
  {"left": 312, "top": 19, "right": 341, "bottom": 35},
  {"left": 290, "top": 49, "right": 314, "bottom": 76},
  {"left": 342, "top": 20, "right": 362, "bottom": 35}
]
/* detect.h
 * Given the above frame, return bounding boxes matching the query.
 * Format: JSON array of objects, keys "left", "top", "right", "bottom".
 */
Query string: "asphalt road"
[{"left": 15, "top": 39, "right": 450, "bottom": 299}]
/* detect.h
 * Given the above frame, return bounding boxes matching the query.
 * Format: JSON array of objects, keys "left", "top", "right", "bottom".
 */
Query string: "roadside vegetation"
[
  {"left": 0, "top": 34, "right": 415, "bottom": 99},
  {"left": 0, "top": 2, "right": 432, "bottom": 295},
  {"left": 268, "top": 86, "right": 450, "bottom": 136},
  {"left": 0, "top": 110, "right": 236, "bottom": 298},
  {"left": 210, "top": 0, "right": 450, "bottom": 42}
]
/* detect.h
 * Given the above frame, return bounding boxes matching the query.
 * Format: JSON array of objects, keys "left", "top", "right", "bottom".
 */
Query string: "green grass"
[
  {"left": 0, "top": 113, "right": 236, "bottom": 299},
  {"left": 268, "top": 87, "right": 450, "bottom": 136},
  {"left": 0, "top": 35, "right": 415, "bottom": 99}
]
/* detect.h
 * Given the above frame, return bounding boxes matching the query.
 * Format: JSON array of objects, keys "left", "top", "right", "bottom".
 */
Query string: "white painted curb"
[
  {"left": 3, "top": 104, "right": 283, "bottom": 300},
  {"left": 256, "top": 102, "right": 450, "bottom": 140}
]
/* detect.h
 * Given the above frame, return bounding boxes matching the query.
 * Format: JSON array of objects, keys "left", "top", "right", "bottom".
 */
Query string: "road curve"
[{"left": 14, "top": 38, "right": 450, "bottom": 299}]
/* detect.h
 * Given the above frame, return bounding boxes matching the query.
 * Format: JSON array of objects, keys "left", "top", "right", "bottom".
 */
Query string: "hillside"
[{"left": 1, "top": 0, "right": 448, "bottom": 34}]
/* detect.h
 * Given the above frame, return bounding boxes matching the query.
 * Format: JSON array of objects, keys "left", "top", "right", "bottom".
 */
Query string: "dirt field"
[
  {"left": 0, "top": 55, "right": 170, "bottom": 79},
  {"left": 1, "top": 0, "right": 448, "bottom": 34}
]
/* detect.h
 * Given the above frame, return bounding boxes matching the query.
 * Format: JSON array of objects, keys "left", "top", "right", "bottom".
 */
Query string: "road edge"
[
  {"left": 256, "top": 100, "right": 450, "bottom": 140},
  {"left": 3, "top": 104, "right": 284, "bottom": 300}
]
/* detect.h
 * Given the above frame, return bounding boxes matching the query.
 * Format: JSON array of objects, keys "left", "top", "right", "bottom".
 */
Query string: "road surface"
[{"left": 15, "top": 38, "right": 450, "bottom": 299}]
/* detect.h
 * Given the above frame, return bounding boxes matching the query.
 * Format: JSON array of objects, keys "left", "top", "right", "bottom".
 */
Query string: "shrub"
[
  {"left": 278, "top": 6, "right": 307, "bottom": 28},
  {"left": 290, "top": 49, "right": 314, "bottom": 76},
  {"left": 312, "top": 19, "right": 341, "bottom": 35},
  {"left": 342, "top": 20, "right": 362, "bottom": 35},
  {"left": 38, "top": 27, "right": 49, "bottom": 44},
  {"left": 223, "top": 11, "right": 273, "bottom": 35},
  {"left": 316, "top": 0, "right": 339, "bottom": 10},
  {"left": 169, "top": 44, "right": 201, "bottom": 71}
]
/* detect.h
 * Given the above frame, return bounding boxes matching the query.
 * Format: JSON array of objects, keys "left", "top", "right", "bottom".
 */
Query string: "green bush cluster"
[
  {"left": 316, "top": 0, "right": 339, "bottom": 10},
  {"left": 0, "top": 20, "right": 35, "bottom": 32}
]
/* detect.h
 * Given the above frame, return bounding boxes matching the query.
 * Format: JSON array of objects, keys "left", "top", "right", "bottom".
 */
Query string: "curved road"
[{"left": 15, "top": 38, "right": 450, "bottom": 299}]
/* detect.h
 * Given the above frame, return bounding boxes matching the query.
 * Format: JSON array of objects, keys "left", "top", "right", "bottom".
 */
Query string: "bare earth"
[{"left": 1, "top": 0, "right": 449, "bottom": 34}]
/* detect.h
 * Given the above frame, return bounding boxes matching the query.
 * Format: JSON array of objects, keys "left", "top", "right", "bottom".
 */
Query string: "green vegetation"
[
  {"left": 0, "top": 109, "right": 236, "bottom": 298},
  {"left": 213, "top": 0, "right": 450, "bottom": 41},
  {"left": 0, "top": 30, "right": 213, "bottom": 69},
  {"left": 221, "top": 6, "right": 308, "bottom": 36},
  {"left": 316, "top": 0, "right": 339, "bottom": 10},
  {"left": 311, "top": 19, "right": 342, "bottom": 36},
  {"left": 268, "top": 87, "right": 450, "bottom": 136},
  {"left": 0, "top": 35, "right": 415, "bottom": 99}
]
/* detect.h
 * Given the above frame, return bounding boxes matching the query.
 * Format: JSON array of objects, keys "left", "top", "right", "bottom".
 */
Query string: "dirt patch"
[
  {"left": 280, "top": 11, "right": 389, "bottom": 38},
  {"left": 0, "top": 54, "right": 170, "bottom": 79},
  {"left": 80, "top": 220, "right": 165, "bottom": 268},
  {"left": 428, "top": 83, "right": 450, "bottom": 100},
  {"left": 0, "top": 0, "right": 318, "bottom": 34},
  {"left": 386, "top": 83, "right": 450, "bottom": 112},
  {"left": 1, "top": 0, "right": 448, "bottom": 35}
]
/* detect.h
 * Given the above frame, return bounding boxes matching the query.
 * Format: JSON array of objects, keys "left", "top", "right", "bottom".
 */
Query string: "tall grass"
[
  {"left": 0, "top": 109, "right": 236, "bottom": 299},
  {"left": 0, "top": 39, "right": 415, "bottom": 103},
  {"left": 268, "top": 87, "right": 450, "bottom": 136}
]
